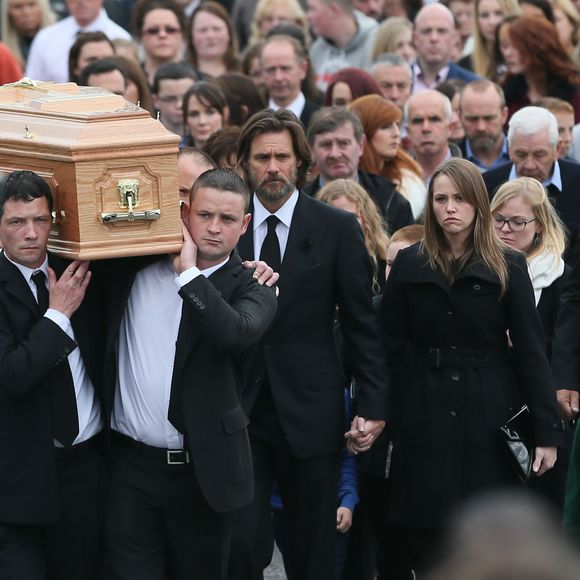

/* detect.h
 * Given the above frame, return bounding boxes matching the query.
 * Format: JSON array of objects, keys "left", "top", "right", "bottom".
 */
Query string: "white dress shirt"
[
  {"left": 268, "top": 92, "right": 306, "bottom": 120},
  {"left": 252, "top": 190, "right": 299, "bottom": 262},
  {"left": 25, "top": 9, "right": 130, "bottom": 83},
  {"left": 5, "top": 252, "right": 102, "bottom": 445},
  {"left": 111, "top": 256, "right": 226, "bottom": 449}
]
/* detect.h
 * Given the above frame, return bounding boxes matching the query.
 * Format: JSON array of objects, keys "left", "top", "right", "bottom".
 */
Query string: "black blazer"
[
  {"left": 237, "top": 192, "right": 388, "bottom": 458},
  {"left": 0, "top": 252, "right": 104, "bottom": 525},
  {"left": 102, "top": 253, "right": 277, "bottom": 513},
  {"left": 299, "top": 99, "right": 320, "bottom": 130},
  {"left": 483, "top": 160, "right": 580, "bottom": 258},
  {"left": 303, "top": 171, "right": 414, "bottom": 235}
]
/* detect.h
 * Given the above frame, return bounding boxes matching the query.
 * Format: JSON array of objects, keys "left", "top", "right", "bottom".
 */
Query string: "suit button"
[
  {"left": 451, "top": 372, "right": 460, "bottom": 381},
  {"left": 450, "top": 410, "right": 457, "bottom": 417},
  {"left": 450, "top": 345, "right": 457, "bottom": 350},
  {"left": 447, "top": 310, "right": 454, "bottom": 315},
  {"left": 473, "top": 284, "right": 481, "bottom": 290}
]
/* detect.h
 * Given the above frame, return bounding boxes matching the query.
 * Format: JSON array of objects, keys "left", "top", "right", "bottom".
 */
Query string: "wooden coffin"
[{"left": 0, "top": 80, "right": 182, "bottom": 259}]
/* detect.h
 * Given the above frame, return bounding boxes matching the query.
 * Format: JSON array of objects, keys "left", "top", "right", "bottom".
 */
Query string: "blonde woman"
[
  {"left": 1, "top": 0, "right": 55, "bottom": 65},
  {"left": 458, "top": 0, "right": 520, "bottom": 78},
  {"left": 317, "top": 178, "right": 389, "bottom": 292},
  {"left": 552, "top": 0, "right": 580, "bottom": 66},
  {"left": 371, "top": 17, "right": 415, "bottom": 63},
  {"left": 380, "top": 158, "right": 560, "bottom": 574},
  {"left": 248, "top": 0, "right": 310, "bottom": 47}
]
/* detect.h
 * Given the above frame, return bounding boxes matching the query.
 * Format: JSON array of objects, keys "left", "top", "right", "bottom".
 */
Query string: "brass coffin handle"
[
  {"left": 101, "top": 177, "right": 160, "bottom": 222},
  {"left": 101, "top": 209, "right": 161, "bottom": 223}
]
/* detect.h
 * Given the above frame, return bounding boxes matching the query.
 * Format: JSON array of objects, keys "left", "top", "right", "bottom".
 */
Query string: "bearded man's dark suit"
[
  {"left": 231, "top": 193, "right": 388, "bottom": 580},
  {"left": 0, "top": 251, "right": 105, "bottom": 579},
  {"left": 101, "top": 252, "right": 277, "bottom": 578}
]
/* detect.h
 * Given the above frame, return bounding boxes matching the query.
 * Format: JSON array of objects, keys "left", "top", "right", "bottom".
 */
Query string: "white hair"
[{"left": 507, "top": 106, "right": 559, "bottom": 149}]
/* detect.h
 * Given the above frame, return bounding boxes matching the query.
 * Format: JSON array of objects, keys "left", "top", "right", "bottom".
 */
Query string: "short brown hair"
[{"left": 237, "top": 109, "right": 313, "bottom": 190}]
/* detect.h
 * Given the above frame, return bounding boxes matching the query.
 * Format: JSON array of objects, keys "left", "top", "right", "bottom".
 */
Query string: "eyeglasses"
[
  {"left": 493, "top": 214, "right": 536, "bottom": 232},
  {"left": 142, "top": 25, "right": 181, "bottom": 36}
]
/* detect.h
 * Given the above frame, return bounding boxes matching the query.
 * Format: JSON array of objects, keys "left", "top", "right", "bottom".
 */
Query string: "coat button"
[
  {"left": 450, "top": 410, "right": 457, "bottom": 416},
  {"left": 451, "top": 372, "right": 460, "bottom": 381},
  {"left": 447, "top": 309, "right": 454, "bottom": 315},
  {"left": 450, "top": 345, "right": 457, "bottom": 350},
  {"left": 473, "top": 284, "right": 481, "bottom": 290}
]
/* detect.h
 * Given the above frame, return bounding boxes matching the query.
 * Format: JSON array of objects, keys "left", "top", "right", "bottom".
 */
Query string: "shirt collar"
[
  {"left": 2, "top": 250, "right": 48, "bottom": 282},
  {"left": 412, "top": 61, "right": 450, "bottom": 85},
  {"left": 201, "top": 257, "right": 229, "bottom": 277},
  {"left": 268, "top": 92, "right": 306, "bottom": 119},
  {"left": 510, "top": 159, "right": 562, "bottom": 191},
  {"left": 253, "top": 189, "right": 299, "bottom": 231}
]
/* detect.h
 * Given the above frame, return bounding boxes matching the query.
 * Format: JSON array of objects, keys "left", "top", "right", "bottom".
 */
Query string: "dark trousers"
[
  {"left": 229, "top": 386, "right": 341, "bottom": 580},
  {"left": 104, "top": 435, "right": 233, "bottom": 580},
  {"left": 0, "top": 438, "right": 106, "bottom": 580}
]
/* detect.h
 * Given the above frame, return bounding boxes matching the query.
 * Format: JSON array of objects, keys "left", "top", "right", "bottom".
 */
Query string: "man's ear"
[
  {"left": 181, "top": 201, "right": 191, "bottom": 225},
  {"left": 241, "top": 212, "right": 251, "bottom": 235}
]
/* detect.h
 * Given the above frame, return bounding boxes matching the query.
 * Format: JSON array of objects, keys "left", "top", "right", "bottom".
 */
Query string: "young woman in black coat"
[
  {"left": 491, "top": 177, "right": 571, "bottom": 512},
  {"left": 379, "top": 158, "right": 561, "bottom": 575}
]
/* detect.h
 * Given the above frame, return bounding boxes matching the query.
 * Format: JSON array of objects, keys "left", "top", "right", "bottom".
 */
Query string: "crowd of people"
[{"left": 4, "top": 0, "right": 580, "bottom": 579}]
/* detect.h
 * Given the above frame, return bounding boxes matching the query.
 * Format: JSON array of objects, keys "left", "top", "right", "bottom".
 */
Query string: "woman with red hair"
[
  {"left": 350, "top": 94, "right": 427, "bottom": 220},
  {"left": 497, "top": 15, "right": 580, "bottom": 121},
  {"left": 324, "top": 67, "right": 383, "bottom": 108}
]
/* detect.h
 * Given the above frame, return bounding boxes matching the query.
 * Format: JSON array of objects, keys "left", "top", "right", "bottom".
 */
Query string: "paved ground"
[{"left": 264, "top": 545, "right": 286, "bottom": 580}]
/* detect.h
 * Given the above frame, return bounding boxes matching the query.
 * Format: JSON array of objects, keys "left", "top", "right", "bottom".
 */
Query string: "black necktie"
[
  {"left": 32, "top": 270, "right": 48, "bottom": 314},
  {"left": 32, "top": 270, "right": 79, "bottom": 447},
  {"left": 260, "top": 215, "right": 281, "bottom": 273}
]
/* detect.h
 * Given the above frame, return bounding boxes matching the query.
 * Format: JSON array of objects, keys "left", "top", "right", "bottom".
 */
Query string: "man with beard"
[
  {"left": 483, "top": 106, "right": 580, "bottom": 258},
  {"left": 458, "top": 80, "right": 510, "bottom": 171},
  {"left": 229, "top": 109, "right": 388, "bottom": 580}
]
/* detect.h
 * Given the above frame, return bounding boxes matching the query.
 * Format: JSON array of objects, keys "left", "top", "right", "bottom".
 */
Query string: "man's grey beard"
[
  {"left": 255, "top": 180, "right": 295, "bottom": 203},
  {"left": 470, "top": 133, "right": 499, "bottom": 153}
]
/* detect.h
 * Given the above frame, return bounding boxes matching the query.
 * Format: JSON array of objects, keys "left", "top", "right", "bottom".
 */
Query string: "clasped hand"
[{"left": 345, "top": 416, "right": 385, "bottom": 454}]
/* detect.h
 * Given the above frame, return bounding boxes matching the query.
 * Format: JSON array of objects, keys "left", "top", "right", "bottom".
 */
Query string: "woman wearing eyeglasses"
[
  {"left": 379, "top": 159, "right": 561, "bottom": 575},
  {"left": 135, "top": 0, "right": 185, "bottom": 85},
  {"left": 491, "top": 178, "right": 571, "bottom": 513}
]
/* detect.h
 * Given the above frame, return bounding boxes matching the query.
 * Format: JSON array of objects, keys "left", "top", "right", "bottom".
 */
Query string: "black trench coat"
[{"left": 379, "top": 243, "right": 562, "bottom": 528}]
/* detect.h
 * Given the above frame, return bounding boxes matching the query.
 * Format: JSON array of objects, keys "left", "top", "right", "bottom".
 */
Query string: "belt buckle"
[{"left": 166, "top": 449, "right": 189, "bottom": 465}]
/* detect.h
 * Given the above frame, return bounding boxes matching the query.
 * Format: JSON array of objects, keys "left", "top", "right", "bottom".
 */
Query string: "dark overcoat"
[{"left": 379, "top": 243, "right": 562, "bottom": 527}]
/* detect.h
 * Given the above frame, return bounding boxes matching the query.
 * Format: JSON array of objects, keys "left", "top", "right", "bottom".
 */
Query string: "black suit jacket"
[
  {"left": 483, "top": 160, "right": 580, "bottom": 257},
  {"left": 303, "top": 171, "right": 414, "bottom": 234},
  {"left": 0, "top": 252, "right": 104, "bottom": 525},
  {"left": 102, "top": 253, "right": 277, "bottom": 513},
  {"left": 237, "top": 193, "right": 388, "bottom": 458},
  {"left": 299, "top": 99, "right": 320, "bottom": 130}
]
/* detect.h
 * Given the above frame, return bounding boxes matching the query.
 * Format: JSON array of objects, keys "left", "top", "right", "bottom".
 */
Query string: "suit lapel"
[
  {"left": 0, "top": 252, "right": 39, "bottom": 316},
  {"left": 274, "top": 193, "right": 322, "bottom": 319},
  {"left": 174, "top": 253, "right": 242, "bottom": 371}
]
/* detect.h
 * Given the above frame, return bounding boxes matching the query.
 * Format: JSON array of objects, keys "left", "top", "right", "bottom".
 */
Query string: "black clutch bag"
[{"left": 498, "top": 405, "right": 533, "bottom": 483}]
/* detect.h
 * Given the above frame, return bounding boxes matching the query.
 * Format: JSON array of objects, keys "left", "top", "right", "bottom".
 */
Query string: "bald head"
[
  {"left": 406, "top": 90, "right": 452, "bottom": 159},
  {"left": 414, "top": 3, "right": 456, "bottom": 72}
]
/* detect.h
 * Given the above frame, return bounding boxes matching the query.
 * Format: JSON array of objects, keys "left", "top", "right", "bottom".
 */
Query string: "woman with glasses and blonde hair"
[
  {"left": 317, "top": 179, "right": 389, "bottom": 293},
  {"left": 379, "top": 158, "right": 561, "bottom": 575},
  {"left": 491, "top": 177, "right": 571, "bottom": 513}
]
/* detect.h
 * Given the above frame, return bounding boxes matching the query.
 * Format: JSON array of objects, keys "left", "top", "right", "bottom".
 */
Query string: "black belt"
[
  {"left": 417, "top": 348, "right": 510, "bottom": 368},
  {"left": 54, "top": 431, "right": 102, "bottom": 459},
  {"left": 111, "top": 431, "right": 191, "bottom": 465}
]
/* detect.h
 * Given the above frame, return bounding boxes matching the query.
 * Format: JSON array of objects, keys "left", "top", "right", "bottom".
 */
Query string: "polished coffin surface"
[{"left": 0, "top": 81, "right": 182, "bottom": 259}]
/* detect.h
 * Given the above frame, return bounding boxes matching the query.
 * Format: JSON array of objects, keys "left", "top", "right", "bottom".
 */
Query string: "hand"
[
  {"left": 344, "top": 416, "right": 385, "bottom": 454},
  {"left": 173, "top": 222, "right": 197, "bottom": 274},
  {"left": 242, "top": 260, "right": 280, "bottom": 288},
  {"left": 47, "top": 260, "right": 91, "bottom": 318},
  {"left": 336, "top": 507, "right": 353, "bottom": 533},
  {"left": 557, "top": 389, "right": 579, "bottom": 420},
  {"left": 533, "top": 446, "right": 557, "bottom": 476}
]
